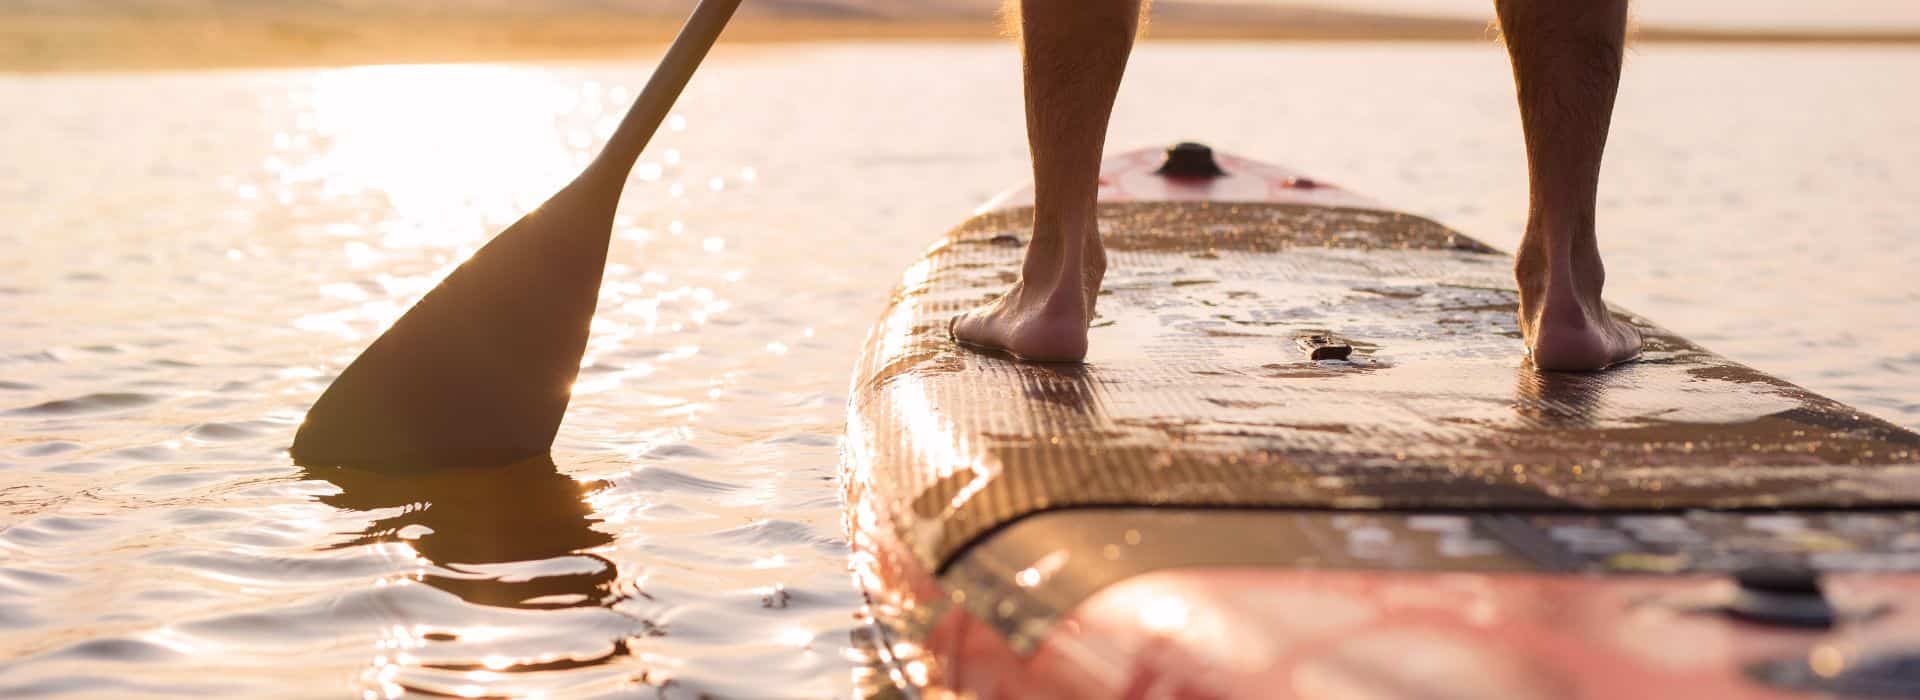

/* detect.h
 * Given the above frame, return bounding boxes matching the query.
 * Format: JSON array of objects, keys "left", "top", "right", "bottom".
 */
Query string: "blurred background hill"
[{"left": 4, "top": 0, "right": 1918, "bottom": 71}]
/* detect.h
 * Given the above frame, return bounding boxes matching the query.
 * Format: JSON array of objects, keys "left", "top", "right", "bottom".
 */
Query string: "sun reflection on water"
[{"left": 283, "top": 64, "right": 613, "bottom": 249}]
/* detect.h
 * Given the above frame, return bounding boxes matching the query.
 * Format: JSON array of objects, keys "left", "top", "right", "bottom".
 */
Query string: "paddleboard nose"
[{"left": 1154, "top": 141, "right": 1226, "bottom": 178}]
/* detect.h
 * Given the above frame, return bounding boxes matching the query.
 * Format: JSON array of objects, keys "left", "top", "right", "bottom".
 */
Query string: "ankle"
[
  {"left": 1518, "top": 213, "right": 1604, "bottom": 282},
  {"left": 1032, "top": 204, "right": 1099, "bottom": 241},
  {"left": 1521, "top": 205, "right": 1594, "bottom": 241},
  {"left": 1022, "top": 216, "right": 1099, "bottom": 269}
]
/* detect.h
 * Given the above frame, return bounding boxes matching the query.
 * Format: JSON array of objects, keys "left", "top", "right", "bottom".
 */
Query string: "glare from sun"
[{"left": 287, "top": 64, "right": 612, "bottom": 249}]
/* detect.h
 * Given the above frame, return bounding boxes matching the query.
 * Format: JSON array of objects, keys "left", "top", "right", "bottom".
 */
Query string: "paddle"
[{"left": 292, "top": 0, "right": 744, "bottom": 469}]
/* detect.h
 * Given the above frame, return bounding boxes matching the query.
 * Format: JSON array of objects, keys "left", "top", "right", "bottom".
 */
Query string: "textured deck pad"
[{"left": 846, "top": 202, "right": 1920, "bottom": 571}]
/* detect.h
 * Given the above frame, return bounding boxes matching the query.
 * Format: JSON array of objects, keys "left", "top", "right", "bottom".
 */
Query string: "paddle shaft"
[{"left": 594, "top": 0, "right": 744, "bottom": 181}]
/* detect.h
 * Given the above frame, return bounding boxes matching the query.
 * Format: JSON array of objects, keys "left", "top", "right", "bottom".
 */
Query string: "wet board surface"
[
  {"left": 844, "top": 146, "right": 1920, "bottom": 697},
  {"left": 849, "top": 200, "right": 1920, "bottom": 573}
]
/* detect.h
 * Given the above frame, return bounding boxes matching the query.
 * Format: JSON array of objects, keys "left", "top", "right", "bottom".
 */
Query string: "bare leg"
[
  {"left": 1497, "top": 0, "right": 1643, "bottom": 371},
  {"left": 951, "top": 0, "right": 1141, "bottom": 362}
]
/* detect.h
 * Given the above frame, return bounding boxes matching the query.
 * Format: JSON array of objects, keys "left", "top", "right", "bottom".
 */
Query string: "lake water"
[{"left": 2, "top": 42, "right": 1917, "bottom": 698}]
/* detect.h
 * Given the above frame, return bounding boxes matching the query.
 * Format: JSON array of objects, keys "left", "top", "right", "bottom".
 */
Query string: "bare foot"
[
  {"left": 1515, "top": 220, "right": 1642, "bottom": 371},
  {"left": 951, "top": 225, "right": 1106, "bottom": 363}
]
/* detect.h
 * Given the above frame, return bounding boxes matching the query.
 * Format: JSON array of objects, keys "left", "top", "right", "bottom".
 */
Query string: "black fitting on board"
[
  {"left": 1155, "top": 142, "right": 1227, "bottom": 178},
  {"left": 1725, "top": 566, "right": 1836, "bottom": 628}
]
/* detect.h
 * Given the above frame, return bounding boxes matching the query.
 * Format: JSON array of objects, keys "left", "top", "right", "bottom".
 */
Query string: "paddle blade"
[{"left": 291, "top": 176, "right": 619, "bottom": 469}]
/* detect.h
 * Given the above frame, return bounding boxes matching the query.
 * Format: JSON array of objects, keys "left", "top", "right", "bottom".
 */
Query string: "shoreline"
[{"left": 5, "top": 16, "right": 1919, "bottom": 74}]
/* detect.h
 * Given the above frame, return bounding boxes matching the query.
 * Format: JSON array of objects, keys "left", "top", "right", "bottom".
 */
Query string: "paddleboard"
[{"left": 845, "top": 143, "right": 1920, "bottom": 698}]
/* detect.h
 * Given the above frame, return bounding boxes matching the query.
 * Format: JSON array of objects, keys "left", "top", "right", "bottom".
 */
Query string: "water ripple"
[{"left": 5, "top": 392, "right": 158, "bottom": 416}]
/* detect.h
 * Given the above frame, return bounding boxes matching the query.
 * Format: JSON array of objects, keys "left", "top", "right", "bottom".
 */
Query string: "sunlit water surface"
[{"left": 2, "top": 43, "right": 1917, "bottom": 698}]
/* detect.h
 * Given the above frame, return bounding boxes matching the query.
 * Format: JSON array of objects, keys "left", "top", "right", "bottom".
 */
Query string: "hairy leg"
[
  {"left": 1496, "top": 0, "right": 1643, "bottom": 371},
  {"left": 950, "top": 0, "right": 1142, "bottom": 362}
]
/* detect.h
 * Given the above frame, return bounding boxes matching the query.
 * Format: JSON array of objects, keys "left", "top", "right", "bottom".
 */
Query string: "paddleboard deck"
[{"left": 845, "top": 144, "right": 1920, "bottom": 698}]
